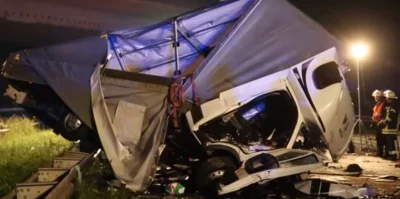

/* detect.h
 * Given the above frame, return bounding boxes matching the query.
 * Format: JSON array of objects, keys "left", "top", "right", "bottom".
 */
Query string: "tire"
[
  {"left": 196, "top": 156, "right": 237, "bottom": 198},
  {"left": 54, "top": 112, "right": 88, "bottom": 141},
  {"left": 23, "top": 107, "right": 85, "bottom": 141}
]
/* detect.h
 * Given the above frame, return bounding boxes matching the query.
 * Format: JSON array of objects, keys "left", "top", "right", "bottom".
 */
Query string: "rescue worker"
[
  {"left": 371, "top": 90, "right": 386, "bottom": 157},
  {"left": 378, "top": 90, "right": 399, "bottom": 160}
]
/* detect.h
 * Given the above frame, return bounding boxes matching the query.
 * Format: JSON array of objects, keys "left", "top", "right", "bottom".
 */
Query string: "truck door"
[{"left": 286, "top": 48, "right": 355, "bottom": 162}]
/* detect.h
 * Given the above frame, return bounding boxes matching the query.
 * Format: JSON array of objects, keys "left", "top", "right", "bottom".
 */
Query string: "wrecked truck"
[{"left": 1, "top": 0, "right": 356, "bottom": 198}]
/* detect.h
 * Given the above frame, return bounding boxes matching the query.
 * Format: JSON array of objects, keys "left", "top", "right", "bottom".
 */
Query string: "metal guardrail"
[
  {"left": 355, "top": 115, "right": 373, "bottom": 122},
  {"left": 1, "top": 145, "right": 98, "bottom": 199},
  {"left": 0, "top": 108, "right": 25, "bottom": 113}
]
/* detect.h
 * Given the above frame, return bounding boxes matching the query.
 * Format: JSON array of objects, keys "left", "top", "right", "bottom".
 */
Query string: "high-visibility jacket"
[
  {"left": 372, "top": 102, "right": 385, "bottom": 124},
  {"left": 381, "top": 103, "right": 400, "bottom": 135}
]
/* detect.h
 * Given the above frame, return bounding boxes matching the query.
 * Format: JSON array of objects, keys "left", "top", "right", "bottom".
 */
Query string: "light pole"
[{"left": 351, "top": 43, "right": 369, "bottom": 150}]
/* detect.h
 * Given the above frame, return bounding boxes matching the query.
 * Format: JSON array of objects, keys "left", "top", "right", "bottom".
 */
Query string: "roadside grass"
[
  {"left": 73, "top": 155, "right": 128, "bottom": 199},
  {"left": 0, "top": 116, "right": 72, "bottom": 197}
]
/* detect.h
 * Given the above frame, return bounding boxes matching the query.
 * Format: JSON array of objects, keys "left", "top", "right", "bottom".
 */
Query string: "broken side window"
[{"left": 313, "top": 62, "right": 342, "bottom": 90}]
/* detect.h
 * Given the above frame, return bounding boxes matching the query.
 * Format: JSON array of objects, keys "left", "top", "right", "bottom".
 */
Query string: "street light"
[
  {"left": 351, "top": 43, "right": 370, "bottom": 150},
  {"left": 352, "top": 44, "right": 368, "bottom": 60},
  {"left": 351, "top": 43, "right": 368, "bottom": 123}
]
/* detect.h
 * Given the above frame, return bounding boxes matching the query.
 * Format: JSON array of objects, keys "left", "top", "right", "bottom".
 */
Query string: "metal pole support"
[
  {"left": 357, "top": 59, "right": 362, "bottom": 134},
  {"left": 395, "top": 138, "right": 400, "bottom": 159},
  {"left": 173, "top": 19, "right": 181, "bottom": 76}
]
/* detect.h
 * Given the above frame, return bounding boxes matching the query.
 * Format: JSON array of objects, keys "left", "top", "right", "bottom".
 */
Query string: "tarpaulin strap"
[
  {"left": 190, "top": 75, "right": 201, "bottom": 104},
  {"left": 169, "top": 77, "right": 184, "bottom": 128},
  {"left": 169, "top": 75, "right": 201, "bottom": 128}
]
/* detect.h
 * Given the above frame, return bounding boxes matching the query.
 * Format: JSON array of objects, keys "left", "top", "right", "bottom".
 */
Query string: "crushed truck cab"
[
  {"left": 185, "top": 48, "right": 354, "bottom": 195},
  {"left": 187, "top": 48, "right": 354, "bottom": 162}
]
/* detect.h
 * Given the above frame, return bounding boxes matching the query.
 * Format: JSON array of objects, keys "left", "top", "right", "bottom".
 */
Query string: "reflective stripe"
[
  {"left": 382, "top": 129, "right": 398, "bottom": 135},
  {"left": 383, "top": 129, "right": 397, "bottom": 132},
  {"left": 382, "top": 132, "right": 397, "bottom": 135},
  {"left": 383, "top": 107, "right": 397, "bottom": 123}
]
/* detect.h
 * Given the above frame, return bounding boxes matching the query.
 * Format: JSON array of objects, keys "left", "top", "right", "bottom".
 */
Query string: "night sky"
[
  {"left": 290, "top": 0, "right": 400, "bottom": 90},
  {"left": 290, "top": 0, "right": 400, "bottom": 111}
]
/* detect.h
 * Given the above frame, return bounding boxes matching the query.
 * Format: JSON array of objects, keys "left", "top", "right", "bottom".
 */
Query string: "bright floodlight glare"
[{"left": 351, "top": 43, "right": 368, "bottom": 59}]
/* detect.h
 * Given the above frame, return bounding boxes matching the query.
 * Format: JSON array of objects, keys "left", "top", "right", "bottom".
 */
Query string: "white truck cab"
[{"left": 185, "top": 48, "right": 355, "bottom": 196}]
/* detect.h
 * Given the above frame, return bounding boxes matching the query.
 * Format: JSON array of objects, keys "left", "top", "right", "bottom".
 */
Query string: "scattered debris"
[
  {"left": 347, "top": 141, "right": 355, "bottom": 153},
  {"left": 108, "top": 179, "right": 124, "bottom": 188},
  {"left": 328, "top": 165, "right": 343, "bottom": 169},
  {"left": 357, "top": 185, "right": 377, "bottom": 198},
  {"left": 344, "top": 164, "right": 363, "bottom": 173},
  {"left": 310, "top": 152, "right": 400, "bottom": 197},
  {"left": 294, "top": 179, "right": 374, "bottom": 199},
  {"left": 375, "top": 175, "right": 399, "bottom": 182},
  {"left": 309, "top": 175, "right": 349, "bottom": 181},
  {"left": 0, "top": 123, "right": 9, "bottom": 134},
  {"left": 310, "top": 171, "right": 361, "bottom": 177},
  {"left": 299, "top": 173, "right": 310, "bottom": 180},
  {"left": 356, "top": 157, "right": 371, "bottom": 162},
  {"left": 165, "top": 182, "right": 185, "bottom": 195},
  {"left": 394, "top": 189, "right": 400, "bottom": 197}
]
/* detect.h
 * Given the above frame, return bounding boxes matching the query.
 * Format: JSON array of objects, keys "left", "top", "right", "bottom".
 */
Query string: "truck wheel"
[
  {"left": 196, "top": 156, "right": 237, "bottom": 198},
  {"left": 54, "top": 113, "right": 88, "bottom": 141}
]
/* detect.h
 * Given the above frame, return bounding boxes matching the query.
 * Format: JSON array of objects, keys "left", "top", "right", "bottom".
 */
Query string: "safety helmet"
[
  {"left": 372, "top": 89, "right": 383, "bottom": 97},
  {"left": 384, "top": 90, "right": 397, "bottom": 99}
]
